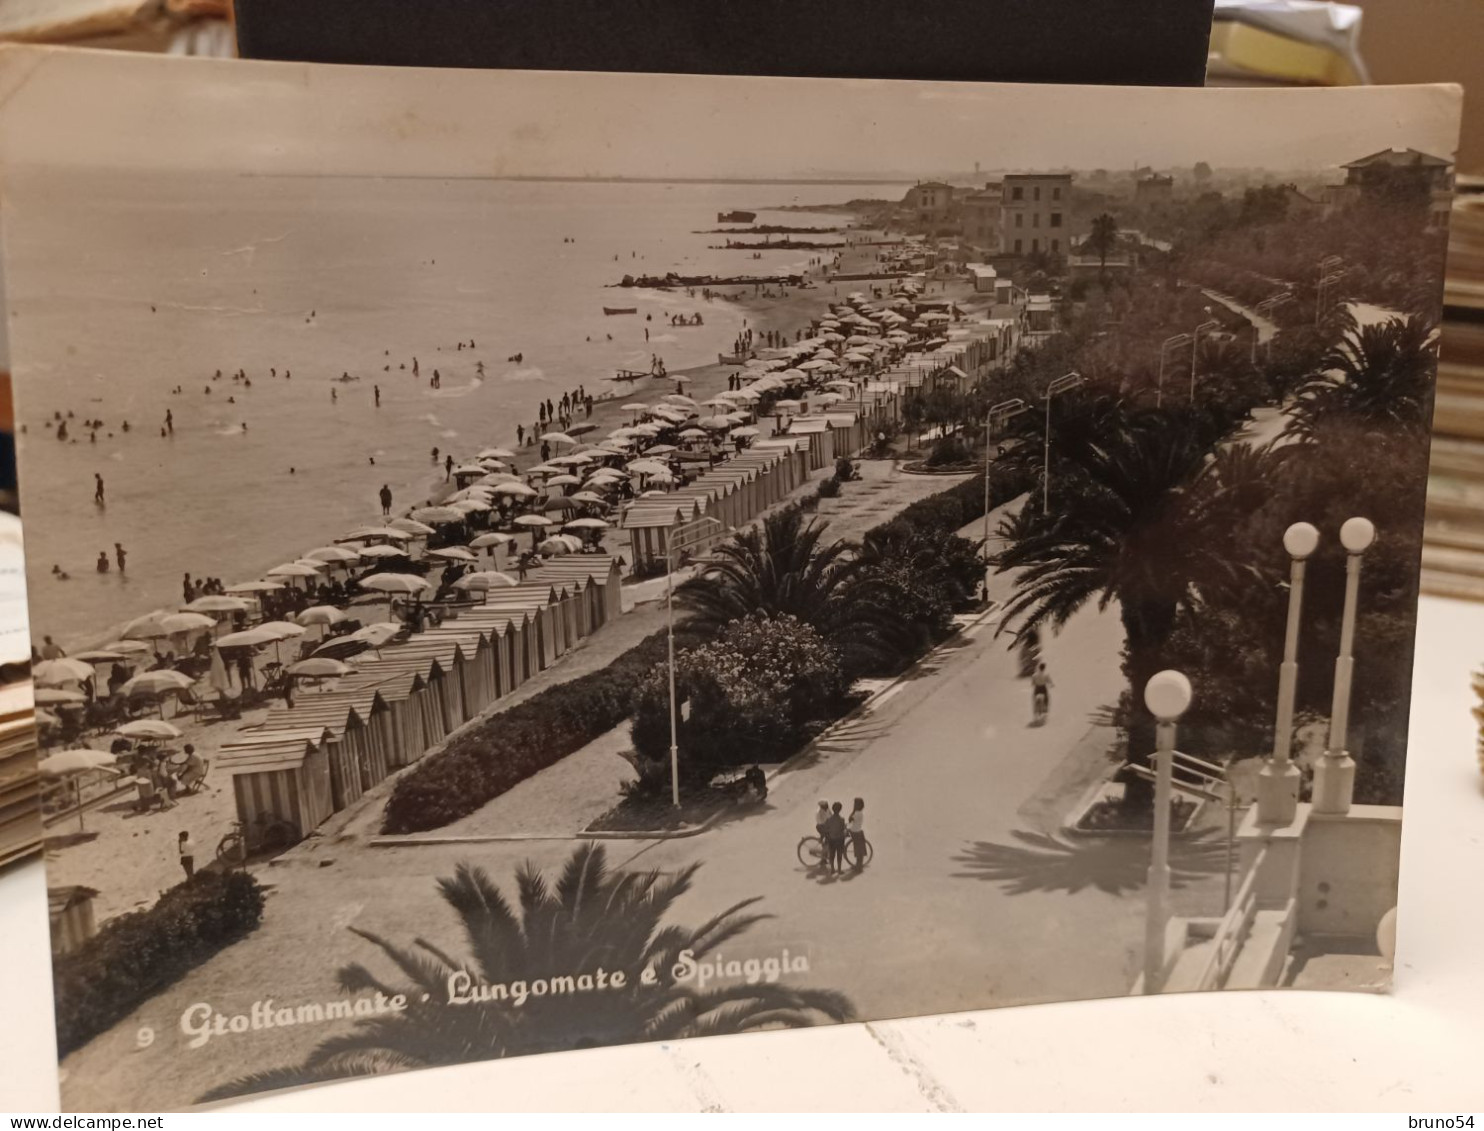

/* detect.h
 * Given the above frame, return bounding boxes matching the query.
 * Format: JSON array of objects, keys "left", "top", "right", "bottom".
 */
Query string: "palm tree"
[
  {"left": 1086, "top": 213, "right": 1120, "bottom": 278},
  {"left": 1284, "top": 310, "right": 1436, "bottom": 444},
  {"left": 201, "top": 844, "right": 853, "bottom": 1102},
  {"left": 679, "top": 508, "right": 891, "bottom": 664},
  {"left": 995, "top": 413, "right": 1271, "bottom": 808}
]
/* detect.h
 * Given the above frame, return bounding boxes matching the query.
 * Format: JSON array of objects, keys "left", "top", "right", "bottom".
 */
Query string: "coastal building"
[
  {"left": 901, "top": 181, "right": 956, "bottom": 229},
  {"left": 1000, "top": 172, "right": 1073, "bottom": 258},
  {"left": 959, "top": 184, "right": 1003, "bottom": 253},
  {"left": 1322, "top": 147, "right": 1455, "bottom": 228},
  {"left": 1024, "top": 293, "right": 1057, "bottom": 338}
]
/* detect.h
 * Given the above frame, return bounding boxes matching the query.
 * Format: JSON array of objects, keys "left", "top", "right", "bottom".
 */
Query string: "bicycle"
[
  {"left": 796, "top": 833, "right": 873, "bottom": 870},
  {"left": 216, "top": 814, "right": 298, "bottom": 868}
]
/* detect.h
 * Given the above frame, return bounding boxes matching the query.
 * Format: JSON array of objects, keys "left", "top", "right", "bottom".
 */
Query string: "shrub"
[
  {"left": 817, "top": 477, "right": 841, "bottom": 499},
  {"left": 382, "top": 631, "right": 669, "bottom": 833},
  {"left": 925, "top": 434, "right": 971, "bottom": 467},
  {"left": 630, "top": 614, "right": 844, "bottom": 779},
  {"left": 53, "top": 870, "right": 264, "bottom": 1056}
]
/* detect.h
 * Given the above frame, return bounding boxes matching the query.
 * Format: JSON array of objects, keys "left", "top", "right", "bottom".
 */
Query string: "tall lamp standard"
[
  {"left": 1315, "top": 255, "right": 1344, "bottom": 328},
  {"left": 1189, "top": 316, "right": 1221, "bottom": 404},
  {"left": 1313, "top": 516, "right": 1375, "bottom": 816},
  {"left": 1042, "top": 372, "right": 1083, "bottom": 515},
  {"left": 1157, "top": 333, "right": 1192, "bottom": 409},
  {"left": 664, "top": 515, "right": 727, "bottom": 808},
  {"left": 1256, "top": 521, "right": 1320, "bottom": 827},
  {"left": 1142, "top": 669, "right": 1193, "bottom": 995},
  {"left": 1252, "top": 292, "right": 1295, "bottom": 364},
  {"left": 983, "top": 398, "right": 1028, "bottom": 591}
]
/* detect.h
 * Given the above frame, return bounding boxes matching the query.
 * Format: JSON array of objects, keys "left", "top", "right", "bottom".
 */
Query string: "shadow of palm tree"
[{"left": 950, "top": 828, "right": 1230, "bottom": 896}]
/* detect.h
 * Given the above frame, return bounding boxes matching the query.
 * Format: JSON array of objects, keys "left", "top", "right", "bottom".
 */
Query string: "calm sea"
[{"left": 4, "top": 173, "right": 903, "bottom": 646}]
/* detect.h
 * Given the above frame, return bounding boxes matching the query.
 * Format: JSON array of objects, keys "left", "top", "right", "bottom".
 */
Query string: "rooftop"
[{"left": 1342, "top": 147, "right": 1452, "bottom": 170}]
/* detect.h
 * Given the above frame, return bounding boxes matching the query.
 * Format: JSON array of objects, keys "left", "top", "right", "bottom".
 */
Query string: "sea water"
[{"left": 5, "top": 173, "right": 901, "bottom": 645}]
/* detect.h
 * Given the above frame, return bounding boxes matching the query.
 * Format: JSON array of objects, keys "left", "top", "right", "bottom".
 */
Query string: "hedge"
[
  {"left": 53, "top": 869, "right": 264, "bottom": 1057},
  {"left": 381, "top": 631, "right": 669, "bottom": 834},
  {"left": 878, "top": 466, "right": 1032, "bottom": 539}
]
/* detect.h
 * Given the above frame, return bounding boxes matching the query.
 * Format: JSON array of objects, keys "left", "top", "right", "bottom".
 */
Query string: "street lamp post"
[
  {"left": 1157, "top": 333, "right": 1192, "bottom": 409},
  {"left": 1315, "top": 256, "right": 1344, "bottom": 328},
  {"left": 1313, "top": 516, "right": 1375, "bottom": 816},
  {"left": 1042, "top": 372, "right": 1083, "bottom": 515},
  {"left": 1143, "top": 669, "right": 1193, "bottom": 995},
  {"left": 664, "top": 516, "right": 727, "bottom": 808},
  {"left": 1189, "top": 318, "right": 1221, "bottom": 404},
  {"left": 1256, "top": 521, "right": 1320, "bottom": 826},
  {"left": 983, "top": 398, "right": 1028, "bottom": 591}
]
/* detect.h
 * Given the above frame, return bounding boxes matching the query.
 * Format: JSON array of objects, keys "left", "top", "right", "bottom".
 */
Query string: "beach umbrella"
[
  {"left": 452, "top": 571, "right": 518, "bottom": 592},
  {"left": 35, "top": 687, "right": 87, "bottom": 705},
  {"left": 545, "top": 473, "right": 581, "bottom": 487},
  {"left": 567, "top": 423, "right": 597, "bottom": 436},
  {"left": 627, "top": 458, "right": 669, "bottom": 475},
  {"left": 120, "top": 613, "right": 173, "bottom": 641},
  {"left": 33, "top": 658, "right": 95, "bottom": 686},
  {"left": 116, "top": 720, "right": 183, "bottom": 741},
  {"left": 470, "top": 532, "right": 517, "bottom": 549},
  {"left": 305, "top": 546, "right": 362, "bottom": 564},
  {"left": 104, "top": 640, "right": 153, "bottom": 656},
  {"left": 451, "top": 463, "right": 488, "bottom": 478},
  {"left": 313, "top": 637, "right": 374, "bottom": 662},
  {"left": 287, "top": 657, "right": 355, "bottom": 679},
  {"left": 428, "top": 546, "right": 478, "bottom": 562},
  {"left": 661, "top": 393, "right": 698, "bottom": 407},
  {"left": 571, "top": 491, "right": 609, "bottom": 506},
  {"left": 160, "top": 612, "right": 216, "bottom": 635},
  {"left": 347, "top": 622, "right": 402, "bottom": 648},
  {"left": 359, "top": 574, "right": 432, "bottom": 596},
  {"left": 389, "top": 517, "right": 438, "bottom": 536},
  {"left": 410, "top": 507, "right": 464, "bottom": 526},
  {"left": 492, "top": 481, "right": 537, "bottom": 498},
  {"left": 121, "top": 670, "right": 194, "bottom": 696},
  {"left": 513, "top": 514, "right": 552, "bottom": 528},
  {"left": 644, "top": 444, "right": 678, "bottom": 455},
  {"left": 258, "top": 621, "right": 309, "bottom": 642},
  {"left": 477, "top": 447, "right": 516, "bottom": 460},
  {"left": 72, "top": 649, "right": 127, "bottom": 664},
  {"left": 451, "top": 498, "right": 491, "bottom": 514},
  {"left": 476, "top": 474, "right": 520, "bottom": 488},
  {"left": 297, "top": 605, "right": 348, "bottom": 627},
  {"left": 621, "top": 402, "right": 648, "bottom": 413},
  {"left": 679, "top": 428, "right": 708, "bottom": 440},
  {"left": 40, "top": 748, "right": 119, "bottom": 831},
  {"left": 565, "top": 517, "right": 610, "bottom": 530},
  {"left": 542, "top": 496, "right": 582, "bottom": 513},
  {"left": 267, "top": 562, "right": 322, "bottom": 579},
  {"left": 225, "top": 580, "right": 283, "bottom": 594},
  {"left": 539, "top": 432, "right": 576, "bottom": 446},
  {"left": 537, "top": 538, "right": 571, "bottom": 556},
  {"left": 816, "top": 392, "right": 844, "bottom": 405},
  {"left": 358, "top": 544, "right": 408, "bottom": 559},
  {"left": 344, "top": 526, "right": 413, "bottom": 542},
  {"left": 730, "top": 426, "right": 760, "bottom": 438},
  {"left": 698, "top": 416, "right": 733, "bottom": 430},
  {"left": 215, "top": 627, "right": 279, "bottom": 649},
  {"left": 645, "top": 468, "right": 676, "bottom": 485}
]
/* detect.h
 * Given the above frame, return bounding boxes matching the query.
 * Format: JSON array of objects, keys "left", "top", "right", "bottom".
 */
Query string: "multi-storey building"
[{"left": 999, "top": 172, "right": 1073, "bottom": 257}]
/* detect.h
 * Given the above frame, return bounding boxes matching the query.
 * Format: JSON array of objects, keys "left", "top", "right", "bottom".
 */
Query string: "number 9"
[{"left": 136, "top": 1026, "right": 155, "bottom": 1049}]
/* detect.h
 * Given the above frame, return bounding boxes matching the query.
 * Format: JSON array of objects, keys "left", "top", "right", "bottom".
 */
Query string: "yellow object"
[{"left": 1207, "top": 19, "right": 1362, "bottom": 87}]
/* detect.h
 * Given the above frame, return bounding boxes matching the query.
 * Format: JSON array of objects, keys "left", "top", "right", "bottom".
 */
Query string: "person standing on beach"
[
  {"left": 164, "top": 409, "right": 173, "bottom": 435},
  {"left": 182, "top": 573, "right": 193, "bottom": 604},
  {"left": 374, "top": 385, "right": 381, "bottom": 407},
  {"left": 94, "top": 473, "right": 105, "bottom": 505},
  {"left": 178, "top": 831, "right": 196, "bottom": 880},
  {"left": 444, "top": 454, "right": 453, "bottom": 481},
  {"left": 379, "top": 484, "right": 393, "bottom": 517},
  {"left": 516, "top": 424, "right": 524, "bottom": 446},
  {"left": 115, "top": 543, "right": 127, "bottom": 574},
  {"left": 96, "top": 551, "right": 110, "bottom": 574},
  {"left": 540, "top": 441, "right": 551, "bottom": 463}
]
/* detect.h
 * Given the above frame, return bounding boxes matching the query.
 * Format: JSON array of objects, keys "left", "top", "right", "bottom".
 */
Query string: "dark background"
[{"left": 235, "top": 0, "right": 1215, "bottom": 87}]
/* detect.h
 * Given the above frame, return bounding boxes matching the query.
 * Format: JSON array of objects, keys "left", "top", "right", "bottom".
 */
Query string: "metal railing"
[{"left": 1192, "top": 844, "right": 1268, "bottom": 990}]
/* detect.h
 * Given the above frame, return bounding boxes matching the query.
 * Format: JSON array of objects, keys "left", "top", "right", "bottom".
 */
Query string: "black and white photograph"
[{"left": 0, "top": 49, "right": 1461, "bottom": 1111}]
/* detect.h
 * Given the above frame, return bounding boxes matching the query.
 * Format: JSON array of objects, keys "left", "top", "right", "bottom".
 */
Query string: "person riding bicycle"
[{"left": 1031, "top": 662, "right": 1053, "bottom": 721}]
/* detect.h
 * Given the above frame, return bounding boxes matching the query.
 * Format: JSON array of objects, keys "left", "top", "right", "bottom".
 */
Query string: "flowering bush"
[{"left": 630, "top": 614, "right": 844, "bottom": 780}]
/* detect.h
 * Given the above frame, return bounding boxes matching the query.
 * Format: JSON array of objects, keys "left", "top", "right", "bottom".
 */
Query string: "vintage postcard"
[{"left": 0, "top": 47, "right": 1459, "bottom": 1110}]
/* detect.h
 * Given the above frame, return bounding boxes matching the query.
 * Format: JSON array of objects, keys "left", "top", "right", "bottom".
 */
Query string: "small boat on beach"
[
  {"left": 718, "top": 210, "right": 756, "bottom": 223},
  {"left": 610, "top": 369, "right": 650, "bottom": 383},
  {"left": 602, "top": 306, "right": 638, "bottom": 316}
]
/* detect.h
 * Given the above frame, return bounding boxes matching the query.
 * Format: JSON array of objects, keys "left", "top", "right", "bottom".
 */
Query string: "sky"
[{"left": 0, "top": 46, "right": 1463, "bottom": 183}]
